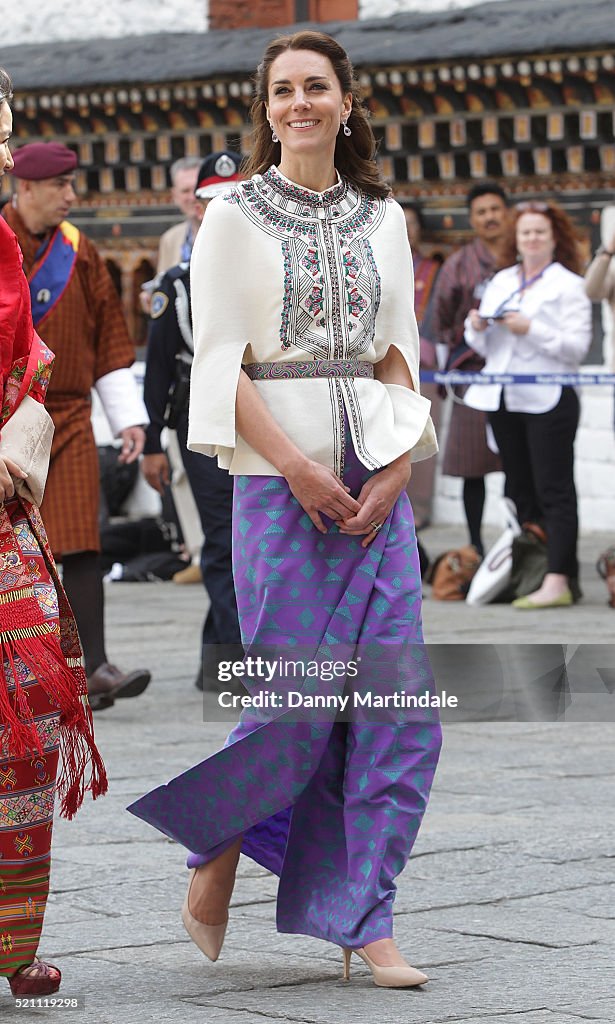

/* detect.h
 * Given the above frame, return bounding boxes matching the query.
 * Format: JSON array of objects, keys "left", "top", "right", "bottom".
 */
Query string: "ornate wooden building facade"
[{"left": 3, "top": 0, "right": 614, "bottom": 344}]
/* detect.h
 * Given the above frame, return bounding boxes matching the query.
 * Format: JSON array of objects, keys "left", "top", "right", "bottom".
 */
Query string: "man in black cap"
[
  {"left": 141, "top": 152, "right": 243, "bottom": 689},
  {"left": 4, "top": 142, "right": 151, "bottom": 710}
]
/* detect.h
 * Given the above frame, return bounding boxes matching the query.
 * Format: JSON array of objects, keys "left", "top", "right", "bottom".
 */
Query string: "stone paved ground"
[{"left": 2, "top": 524, "right": 614, "bottom": 1023}]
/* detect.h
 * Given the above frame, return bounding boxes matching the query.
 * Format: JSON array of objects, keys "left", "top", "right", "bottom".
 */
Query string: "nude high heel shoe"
[
  {"left": 342, "top": 947, "right": 428, "bottom": 988},
  {"left": 181, "top": 869, "right": 228, "bottom": 962}
]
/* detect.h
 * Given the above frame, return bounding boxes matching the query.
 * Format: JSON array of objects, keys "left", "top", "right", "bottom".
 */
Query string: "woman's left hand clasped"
[
  {"left": 339, "top": 458, "right": 411, "bottom": 548},
  {"left": 284, "top": 456, "right": 362, "bottom": 534},
  {"left": 0, "top": 455, "right": 28, "bottom": 502}
]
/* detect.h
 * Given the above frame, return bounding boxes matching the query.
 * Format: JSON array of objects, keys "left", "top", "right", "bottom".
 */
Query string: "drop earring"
[
  {"left": 268, "top": 120, "right": 279, "bottom": 144},
  {"left": 341, "top": 117, "right": 352, "bottom": 137}
]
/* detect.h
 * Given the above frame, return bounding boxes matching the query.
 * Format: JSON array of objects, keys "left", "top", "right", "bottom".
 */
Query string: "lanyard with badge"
[{"left": 483, "top": 263, "right": 553, "bottom": 325}]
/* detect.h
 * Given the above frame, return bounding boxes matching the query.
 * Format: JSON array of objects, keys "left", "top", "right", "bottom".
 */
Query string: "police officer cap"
[
  {"left": 11, "top": 142, "right": 78, "bottom": 180},
  {"left": 194, "top": 151, "right": 241, "bottom": 198}
]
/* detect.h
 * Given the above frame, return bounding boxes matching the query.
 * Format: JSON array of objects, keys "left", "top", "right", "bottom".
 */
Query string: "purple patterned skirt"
[{"left": 129, "top": 432, "right": 442, "bottom": 947}]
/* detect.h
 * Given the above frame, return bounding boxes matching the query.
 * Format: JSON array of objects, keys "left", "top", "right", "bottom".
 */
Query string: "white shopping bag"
[{"left": 465, "top": 499, "right": 521, "bottom": 606}]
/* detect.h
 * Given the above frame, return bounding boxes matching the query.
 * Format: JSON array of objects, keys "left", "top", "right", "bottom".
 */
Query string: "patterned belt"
[{"left": 243, "top": 359, "right": 374, "bottom": 381}]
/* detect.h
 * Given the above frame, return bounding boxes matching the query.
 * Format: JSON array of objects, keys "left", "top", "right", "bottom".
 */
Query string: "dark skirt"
[{"left": 442, "top": 389, "right": 501, "bottom": 478}]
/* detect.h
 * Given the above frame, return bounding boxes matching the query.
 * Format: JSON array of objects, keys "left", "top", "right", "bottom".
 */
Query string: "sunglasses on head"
[{"left": 515, "top": 201, "right": 549, "bottom": 213}]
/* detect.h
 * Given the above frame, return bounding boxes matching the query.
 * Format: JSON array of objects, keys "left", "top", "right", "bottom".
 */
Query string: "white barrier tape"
[{"left": 421, "top": 371, "right": 615, "bottom": 386}]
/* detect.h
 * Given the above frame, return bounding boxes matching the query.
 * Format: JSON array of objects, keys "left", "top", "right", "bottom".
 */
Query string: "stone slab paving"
[{"left": 2, "top": 525, "right": 613, "bottom": 1023}]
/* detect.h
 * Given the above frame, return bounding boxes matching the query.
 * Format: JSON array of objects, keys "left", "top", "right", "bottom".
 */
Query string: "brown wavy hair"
[
  {"left": 503, "top": 201, "right": 583, "bottom": 275},
  {"left": 242, "top": 31, "right": 390, "bottom": 199},
  {"left": 0, "top": 68, "right": 13, "bottom": 106}
]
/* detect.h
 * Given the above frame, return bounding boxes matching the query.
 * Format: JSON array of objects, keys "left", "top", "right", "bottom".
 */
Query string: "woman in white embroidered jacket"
[
  {"left": 464, "top": 201, "right": 592, "bottom": 609},
  {"left": 129, "top": 31, "right": 442, "bottom": 988}
]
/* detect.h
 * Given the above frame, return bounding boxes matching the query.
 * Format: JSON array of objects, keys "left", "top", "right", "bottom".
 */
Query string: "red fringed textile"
[
  {"left": 0, "top": 215, "right": 107, "bottom": 818},
  {"left": 0, "top": 499, "right": 108, "bottom": 818}
]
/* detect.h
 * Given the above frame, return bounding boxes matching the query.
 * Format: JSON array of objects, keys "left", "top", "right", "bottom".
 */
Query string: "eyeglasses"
[{"left": 515, "top": 201, "right": 549, "bottom": 212}]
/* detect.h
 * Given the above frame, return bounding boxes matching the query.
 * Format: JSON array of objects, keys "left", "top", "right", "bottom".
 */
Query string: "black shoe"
[
  {"left": 194, "top": 665, "right": 221, "bottom": 692},
  {"left": 88, "top": 692, "right": 116, "bottom": 712},
  {"left": 111, "top": 668, "right": 152, "bottom": 698},
  {"left": 87, "top": 662, "right": 151, "bottom": 708}
]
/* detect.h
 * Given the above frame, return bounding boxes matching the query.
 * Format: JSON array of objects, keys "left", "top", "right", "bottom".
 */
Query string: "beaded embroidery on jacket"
[{"left": 223, "top": 166, "right": 388, "bottom": 472}]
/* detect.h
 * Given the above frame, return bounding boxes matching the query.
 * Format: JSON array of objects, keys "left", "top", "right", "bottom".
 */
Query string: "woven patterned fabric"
[
  {"left": 433, "top": 238, "right": 502, "bottom": 477},
  {"left": 243, "top": 359, "right": 374, "bottom": 381},
  {"left": 0, "top": 501, "right": 61, "bottom": 977},
  {"left": 4, "top": 204, "right": 136, "bottom": 557},
  {"left": 441, "top": 393, "right": 501, "bottom": 478},
  {"left": 132, "top": 427, "right": 442, "bottom": 947}
]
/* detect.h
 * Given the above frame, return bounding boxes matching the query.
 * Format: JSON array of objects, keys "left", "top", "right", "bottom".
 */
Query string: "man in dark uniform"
[{"left": 141, "top": 152, "right": 243, "bottom": 689}]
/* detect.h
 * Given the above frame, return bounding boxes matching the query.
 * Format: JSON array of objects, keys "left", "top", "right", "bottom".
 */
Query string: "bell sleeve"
[
  {"left": 188, "top": 196, "right": 251, "bottom": 460},
  {"left": 373, "top": 201, "right": 437, "bottom": 461}
]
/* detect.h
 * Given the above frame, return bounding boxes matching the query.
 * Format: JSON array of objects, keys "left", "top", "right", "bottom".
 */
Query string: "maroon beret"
[{"left": 11, "top": 142, "right": 78, "bottom": 180}]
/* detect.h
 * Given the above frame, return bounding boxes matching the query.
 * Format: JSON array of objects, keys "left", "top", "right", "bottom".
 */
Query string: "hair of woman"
[
  {"left": 242, "top": 30, "right": 390, "bottom": 200},
  {"left": 504, "top": 202, "right": 583, "bottom": 275},
  {"left": 0, "top": 68, "right": 13, "bottom": 106}
]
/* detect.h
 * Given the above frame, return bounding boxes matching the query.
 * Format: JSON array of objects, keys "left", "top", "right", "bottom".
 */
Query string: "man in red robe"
[
  {"left": 403, "top": 202, "right": 442, "bottom": 531},
  {"left": 4, "top": 142, "right": 151, "bottom": 709},
  {"left": 431, "top": 183, "right": 506, "bottom": 556}
]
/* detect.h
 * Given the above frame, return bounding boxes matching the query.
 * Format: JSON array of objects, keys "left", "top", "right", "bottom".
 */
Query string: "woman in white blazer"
[{"left": 464, "top": 201, "right": 592, "bottom": 609}]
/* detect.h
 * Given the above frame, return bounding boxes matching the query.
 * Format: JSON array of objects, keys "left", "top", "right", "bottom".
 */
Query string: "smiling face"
[
  {"left": 266, "top": 49, "right": 352, "bottom": 168},
  {"left": 0, "top": 102, "right": 14, "bottom": 176},
  {"left": 516, "top": 212, "right": 555, "bottom": 266},
  {"left": 171, "top": 166, "right": 202, "bottom": 222}
]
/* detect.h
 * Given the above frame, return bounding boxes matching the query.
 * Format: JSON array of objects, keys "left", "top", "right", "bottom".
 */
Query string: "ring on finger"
[{"left": 370, "top": 521, "right": 382, "bottom": 532}]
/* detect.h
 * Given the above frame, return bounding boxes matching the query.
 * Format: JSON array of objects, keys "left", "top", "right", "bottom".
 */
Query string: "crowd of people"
[
  {"left": 1, "top": 23, "right": 614, "bottom": 1001},
  {"left": 403, "top": 183, "right": 613, "bottom": 609}
]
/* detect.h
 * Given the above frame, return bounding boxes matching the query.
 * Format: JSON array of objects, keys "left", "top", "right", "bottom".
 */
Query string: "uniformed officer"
[{"left": 141, "top": 152, "right": 243, "bottom": 689}]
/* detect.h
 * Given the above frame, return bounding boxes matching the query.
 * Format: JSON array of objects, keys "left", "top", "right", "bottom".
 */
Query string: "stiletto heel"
[
  {"left": 344, "top": 946, "right": 428, "bottom": 988},
  {"left": 181, "top": 868, "right": 228, "bottom": 962},
  {"left": 342, "top": 948, "right": 351, "bottom": 981}
]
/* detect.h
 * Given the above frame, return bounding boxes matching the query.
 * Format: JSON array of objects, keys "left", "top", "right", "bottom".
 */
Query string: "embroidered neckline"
[
  {"left": 252, "top": 165, "right": 357, "bottom": 220},
  {"left": 266, "top": 165, "right": 347, "bottom": 205}
]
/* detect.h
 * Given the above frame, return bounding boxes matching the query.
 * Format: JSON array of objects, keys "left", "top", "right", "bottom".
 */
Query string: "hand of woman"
[
  {"left": 469, "top": 309, "right": 488, "bottom": 332},
  {"left": 339, "top": 456, "right": 411, "bottom": 548},
  {"left": 502, "top": 311, "right": 531, "bottom": 335},
  {"left": 0, "top": 455, "right": 28, "bottom": 502},
  {"left": 284, "top": 456, "right": 362, "bottom": 534}
]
